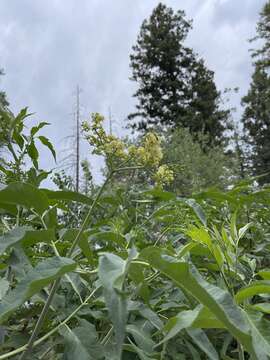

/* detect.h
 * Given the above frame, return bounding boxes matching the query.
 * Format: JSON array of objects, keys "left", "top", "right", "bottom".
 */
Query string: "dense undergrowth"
[{"left": 0, "top": 108, "right": 270, "bottom": 359}]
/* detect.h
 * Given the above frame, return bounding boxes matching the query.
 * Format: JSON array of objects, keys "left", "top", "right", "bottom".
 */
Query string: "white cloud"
[{"left": 0, "top": 0, "right": 266, "bottom": 183}]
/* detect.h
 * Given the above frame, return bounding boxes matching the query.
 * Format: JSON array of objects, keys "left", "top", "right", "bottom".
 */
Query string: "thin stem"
[
  {"left": 154, "top": 226, "right": 172, "bottom": 246},
  {"left": 238, "top": 342, "right": 245, "bottom": 360},
  {"left": 101, "top": 326, "right": 114, "bottom": 345},
  {"left": 18, "top": 280, "right": 60, "bottom": 360},
  {"left": 67, "top": 173, "right": 112, "bottom": 257},
  {"left": 19, "top": 173, "right": 113, "bottom": 359},
  {"left": 115, "top": 165, "right": 143, "bottom": 172}
]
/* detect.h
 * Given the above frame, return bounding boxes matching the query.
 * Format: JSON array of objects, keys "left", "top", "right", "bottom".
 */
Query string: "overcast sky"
[{"left": 0, "top": 0, "right": 265, "bottom": 183}]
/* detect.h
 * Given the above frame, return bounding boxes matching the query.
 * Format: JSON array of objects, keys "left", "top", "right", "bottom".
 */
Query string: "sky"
[{"left": 0, "top": 0, "right": 266, "bottom": 184}]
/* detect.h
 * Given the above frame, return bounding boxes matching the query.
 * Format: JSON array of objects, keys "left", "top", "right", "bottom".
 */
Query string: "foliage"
[
  {"left": 242, "top": 1, "right": 270, "bottom": 185},
  {"left": 251, "top": 0, "right": 270, "bottom": 68},
  {"left": 128, "top": 3, "right": 230, "bottom": 145},
  {"left": 241, "top": 66, "right": 270, "bottom": 184},
  {"left": 0, "top": 108, "right": 55, "bottom": 185},
  {"left": 163, "top": 127, "right": 240, "bottom": 195},
  {"left": 0, "top": 107, "right": 270, "bottom": 360}
]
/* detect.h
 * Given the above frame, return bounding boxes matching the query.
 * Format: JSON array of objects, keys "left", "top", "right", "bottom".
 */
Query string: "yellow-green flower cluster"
[
  {"left": 82, "top": 113, "right": 174, "bottom": 187},
  {"left": 154, "top": 165, "right": 174, "bottom": 188},
  {"left": 82, "top": 113, "right": 127, "bottom": 159},
  {"left": 136, "top": 133, "right": 163, "bottom": 167}
]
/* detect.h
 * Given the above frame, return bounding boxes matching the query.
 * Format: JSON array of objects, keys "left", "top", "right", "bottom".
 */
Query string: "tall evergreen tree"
[
  {"left": 251, "top": 1, "right": 270, "bottom": 68},
  {"left": 128, "top": 3, "right": 229, "bottom": 145},
  {"left": 242, "top": 1, "right": 270, "bottom": 184}
]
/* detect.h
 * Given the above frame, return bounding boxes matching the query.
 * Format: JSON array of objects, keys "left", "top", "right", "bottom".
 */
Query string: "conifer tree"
[
  {"left": 242, "top": 1, "right": 270, "bottom": 183},
  {"left": 128, "top": 3, "right": 229, "bottom": 145}
]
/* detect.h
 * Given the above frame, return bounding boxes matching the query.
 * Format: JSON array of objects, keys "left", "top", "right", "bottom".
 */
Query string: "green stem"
[
  {"left": 238, "top": 342, "right": 245, "bottom": 360},
  {"left": 19, "top": 173, "right": 113, "bottom": 359},
  {"left": 101, "top": 326, "right": 114, "bottom": 345}
]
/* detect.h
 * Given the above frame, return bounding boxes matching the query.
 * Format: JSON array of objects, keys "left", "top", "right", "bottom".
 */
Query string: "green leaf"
[
  {"left": 30, "top": 122, "right": 50, "bottom": 137},
  {"left": 161, "top": 305, "right": 223, "bottom": 344},
  {"left": 91, "top": 231, "right": 126, "bottom": 247},
  {"left": 142, "top": 189, "right": 176, "bottom": 201},
  {"left": 126, "top": 339, "right": 155, "bottom": 360},
  {"left": 126, "top": 324, "right": 155, "bottom": 354},
  {"left": 194, "top": 190, "right": 237, "bottom": 206},
  {"left": 42, "top": 189, "right": 93, "bottom": 206},
  {"left": 238, "top": 223, "right": 252, "bottom": 241},
  {"left": 12, "top": 107, "right": 31, "bottom": 126},
  {"left": 60, "top": 229, "right": 93, "bottom": 265},
  {"left": 12, "top": 130, "right": 24, "bottom": 149},
  {"left": 161, "top": 307, "right": 201, "bottom": 344},
  {"left": 140, "top": 247, "right": 258, "bottom": 358},
  {"left": 98, "top": 252, "right": 132, "bottom": 358},
  {"left": 38, "top": 135, "right": 56, "bottom": 161},
  {"left": 258, "top": 270, "right": 270, "bottom": 280},
  {"left": 0, "top": 182, "right": 49, "bottom": 215},
  {"left": 0, "top": 256, "right": 76, "bottom": 323},
  {"left": 186, "top": 328, "right": 219, "bottom": 360},
  {"left": 139, "top": 307, "right": 163, "bottom": 330},
  {"left": 249, "top": 303, "right": 270, "bottom": 314},
  {"left": 186, "top": 226, "right": 212, "bottom": 248},
  {"left": 98, "top": 254, "right": 127, "bottom": 357},
  {"left": 235, "top": 281, "right": 270, "bottom": 304},
  {"left": 27, "top": 140, "right": 39, "bottom": 169},
  {"left": 0, "top": 227, "right": 55, "bottom": 255},
  {"left": 61, "top": 319, "right": 103, "bottom": 360},
  {"left": 177, "top": 242, "right": 198, "bottom": 257},
  {"left": 245, "top": 310, "right": 270, "bottom": 360},
  {"left": 185, "top": 340, "right": 201, "bottom": 360},
  {"left": 181, "top": 198, "right": 207, "bottom": 226}
]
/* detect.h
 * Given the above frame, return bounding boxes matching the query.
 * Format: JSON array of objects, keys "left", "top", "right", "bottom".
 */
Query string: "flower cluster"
[
  {"left": 136, "top": 133, "right": 163, "bottom": 167},
  {"left": 82, "top": 113, "right": 127, "bottom": 160},
  {"left": 154, "top": 165, "right": 174, "bottom": 188},
  {"left": 82, "top": 113, "right": 174, "bottom": 187}
]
